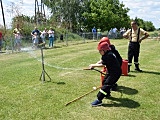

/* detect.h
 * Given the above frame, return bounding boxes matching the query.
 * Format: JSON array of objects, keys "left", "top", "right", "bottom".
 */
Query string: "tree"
[
  {"left": 44, "top": 0, "right": 85, "bottom": 32},
  {"left": 82, "top": 0, "right": 130, "bottom": 31},
  {"left": 44, "top": 0, "right": 156, "bottom": 32},
  {"left": 135, "top": 17, "right": 155, "bottom": 31}
]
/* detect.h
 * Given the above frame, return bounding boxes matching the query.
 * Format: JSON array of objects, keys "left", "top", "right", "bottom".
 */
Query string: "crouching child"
[{"left": 89, "top": 42, "right": 121, "bottom": 107}]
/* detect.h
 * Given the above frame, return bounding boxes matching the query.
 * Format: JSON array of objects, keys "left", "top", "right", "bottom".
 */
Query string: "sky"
[
  {"left": 119, "top": 0, "right": 160, "bottom": 28},
  {"left": 0, "top": 0, "right": 50, "bottom": 28},
  {"left": 1, "top": 0, "right": 160, "bottom": 28}
]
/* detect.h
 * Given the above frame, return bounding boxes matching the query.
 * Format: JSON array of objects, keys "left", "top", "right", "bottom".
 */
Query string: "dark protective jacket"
[
  {"left": 110, "top": 45, "right": 122, "bottom": 67},
  {"left": 102, "top": 50, "right": 122, "bottom": 76}
]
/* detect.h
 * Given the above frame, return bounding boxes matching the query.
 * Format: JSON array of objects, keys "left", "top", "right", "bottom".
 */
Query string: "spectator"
[
  {"left": 31, "top": 27, "right": 41, "bottom": 36},
  {"left": 60, "top": 34, "right": 64, "bottom": 42},
  {"left": 14, "top": 31, "right": 21, "bottom": 51},
  {"left": 32, "top": 32, "right": 39, "bottom": 48},
  {"left": 40, "top": 28, "right": 48, "bottom": 47},
  {"left": 31, "top": 27, "right": 41, "bottom": 48},
  {"left": 13, "top": 24, "right": 22, "bottom": 34},
  {"left": 97, "top": 28, "right": 101, "bottom": 39},
  {"left": 0, "top": 31, "right": 3, "bottom": 52},
  {"left": 123, "top": 20, "right": 149, "bottom": 72},
  {"left": 92, "top": 27, "right": 97, "bottom": 40},
  {"left": 48, "top": 27, "right": 54, "bottom": 48},
  {"left": 108, "top": 28, "right": 113, "bottom": 38},
  {"left": 13, "top": 24, "right": 22, "bottom": 51},
  {"left": 112, "top": 27, "right": 117, "bottom": 39}
]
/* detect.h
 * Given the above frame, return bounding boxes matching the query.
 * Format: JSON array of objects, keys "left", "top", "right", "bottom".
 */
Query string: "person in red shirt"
[{"left": 0, "top": 31, "right": 3, "bottom": 52}]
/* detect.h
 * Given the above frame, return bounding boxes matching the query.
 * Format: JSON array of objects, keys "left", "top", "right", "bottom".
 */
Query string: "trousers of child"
[{"left": 97, "top": 73, "right": 121, "bottom": 101}]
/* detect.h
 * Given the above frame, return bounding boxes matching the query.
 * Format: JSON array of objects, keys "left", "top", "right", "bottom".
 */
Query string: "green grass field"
[{"left": 0, "top": 39, "right": 159, "bottom": 120}]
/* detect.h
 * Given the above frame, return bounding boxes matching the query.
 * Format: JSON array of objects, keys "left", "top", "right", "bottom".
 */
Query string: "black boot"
[
  {"left": 111, "top": 83, "right": 118, "bottom": 91},
  {"left": 135, "top": 64, "right": 142, "bottom": 72},
  {"left": 105, "top": 92, "right": 111, "bottom": 98},
  {"left": 128, "top": 65, "right": 131, "bottom": 73}
]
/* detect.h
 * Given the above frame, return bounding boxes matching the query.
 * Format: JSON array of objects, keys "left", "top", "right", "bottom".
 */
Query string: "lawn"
[{"left": 0, "top": 39, "right": 159, "bottom": 120}]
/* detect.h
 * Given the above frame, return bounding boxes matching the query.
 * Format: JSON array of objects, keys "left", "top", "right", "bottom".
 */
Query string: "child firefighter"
[
  {"left": 89, "top": 41, "right": 122, "bottom": 107},
  {"left": 96, "top": 37, "right": 122, "bottom": 91}
]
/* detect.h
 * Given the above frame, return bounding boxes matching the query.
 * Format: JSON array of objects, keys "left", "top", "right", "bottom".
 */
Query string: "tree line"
[
  {"left": 1, "top": 0, "right": 156, "bottom": 36},
  {"left": 43, "top": 0, "right": 155, "bottom": 32}
]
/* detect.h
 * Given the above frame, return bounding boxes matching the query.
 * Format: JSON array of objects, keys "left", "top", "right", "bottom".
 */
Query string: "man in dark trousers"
[
  {"left": 123, "top": 21, "right": 149, "bottom": 72},
  {"left": 89, "top": 42, "right": 122, "bottom": 106}
]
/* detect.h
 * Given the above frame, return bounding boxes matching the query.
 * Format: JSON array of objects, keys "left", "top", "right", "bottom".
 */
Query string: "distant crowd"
[
  {"left": 91, "top": 26, "right": 127, "bottom": 40},
  {"left": 11, "top": 24, "right": 64, "bottom": 52}
]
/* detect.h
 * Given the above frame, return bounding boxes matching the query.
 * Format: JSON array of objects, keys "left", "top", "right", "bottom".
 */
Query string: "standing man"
[
  {"left": 31, "top": 27, "right": 41, "bottom": 48},
  {"left": 92, "top": 26, "right": 97, "bottom": 40},
  {"left": 123, "top": 21, "right": 149, "bottom": 72},
  {"left": 31, "top": 27, "right": 41, "bottom": 36},
  {"left": 31, "top": 27, "right": 41, "bottom": 41},
  {"left": 97, "top": 28, "right": 101, "bottom": 39},
  {"left": 112, "top": 27, "right": 117, "bottom": 39},
  {"left": 13, "top": 24, "right": 22, "bottom": 51},
  {"left": 48, "top": 27, "right": 54, "bottom": 48},
  {"left": 40, "top": 28, "right": 48, "bottom": 47}
]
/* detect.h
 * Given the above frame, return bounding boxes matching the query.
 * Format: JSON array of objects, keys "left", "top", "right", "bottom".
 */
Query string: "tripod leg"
[
  {"left": 42, "top": 70, "right": 45, "bottom": 82},
  {"left": 39, "top": 47, "right": 51, "bottom": 82},
  {"left": 39, "top": 71, "right": 43, "bottom": 81},
  {"left": 39, "top": 70, "right": 46, "bottom": 82},
  {"left": 44, "top": 70, "right": 51, "bottom": 81}
]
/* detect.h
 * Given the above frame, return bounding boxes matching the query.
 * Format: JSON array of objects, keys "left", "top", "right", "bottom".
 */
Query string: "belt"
[{"left": 130, "top": 41, "right": 139, "bottom": 43}]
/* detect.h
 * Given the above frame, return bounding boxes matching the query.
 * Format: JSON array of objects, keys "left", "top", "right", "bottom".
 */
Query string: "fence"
[
  {"left": 0, "top": 31, "right": 126, "bottom": 54},
  {"left": 0, "top": 33, "right": 97, "bottom": 53}
]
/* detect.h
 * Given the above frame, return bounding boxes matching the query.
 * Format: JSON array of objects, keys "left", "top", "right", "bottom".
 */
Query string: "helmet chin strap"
[{"left": 103, "top": 49, "right": 107, "bottom": 53}]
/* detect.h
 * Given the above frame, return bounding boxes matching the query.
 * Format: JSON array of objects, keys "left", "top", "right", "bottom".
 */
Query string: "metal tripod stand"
[{"left": 39, "top": 46, "right": 51, "bottom": 83}]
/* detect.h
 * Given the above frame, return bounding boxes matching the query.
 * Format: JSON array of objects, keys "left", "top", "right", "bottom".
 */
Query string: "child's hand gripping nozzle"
[{"left": 83, "top": 67, "right": 107, "bottom": 87}]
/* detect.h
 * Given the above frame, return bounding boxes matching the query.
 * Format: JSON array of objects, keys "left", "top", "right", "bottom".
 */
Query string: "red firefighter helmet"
[
  {"left": 99, "top": 37, "right": 111, "bottom": 45},
  {"left": 97, "top": 42, "right": 111, "bottom": 51}
]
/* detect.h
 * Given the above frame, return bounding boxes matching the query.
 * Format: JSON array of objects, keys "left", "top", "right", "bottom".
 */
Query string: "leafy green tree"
[
  {"left": 44, "top": 0, "right": 156, "bottom": 32},
  {"left": 44, "top": 0, "right": 85, "bottom": 31},
  {"left": 82, "top": 0, "right": 130, "bottom": 31},
  {"left": 135, "top": 17, "right": 155, "bottom": 31},
  {"left": 9, "top": 0, "right": 156, "bottom": 35}
]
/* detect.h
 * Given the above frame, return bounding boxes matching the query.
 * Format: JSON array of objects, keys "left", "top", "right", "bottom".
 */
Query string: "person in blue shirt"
[
  {"left": 31, "top": 27, "right": 41, "bottom": 48},
  {"left": 92, "top": 27, "right": 97, "bottom": 40}
]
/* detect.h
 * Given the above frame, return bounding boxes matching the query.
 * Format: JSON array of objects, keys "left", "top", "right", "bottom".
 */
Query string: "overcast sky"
[{"left": 1, "top": 0, "right": 160, "bottom": 28}]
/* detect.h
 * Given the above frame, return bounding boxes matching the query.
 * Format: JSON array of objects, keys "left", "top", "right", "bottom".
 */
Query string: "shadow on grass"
[
  {"left": 53, "top": 46, "right": 62, "bottom": 49},
  {"left": 131, "top": 70, "right": 160, "bottom": 75},
  {"left": 52, "top": 81, "right": 66, "bottom": 85},
  {"left": 124, "top": 74, "right": 136, "bottom": 77},
  {"left": 117, "top": 86, "right": 138, "bottom": 95},
  {"left": 42, "top": 46, "right": 62, "bottom": 50},
  {"left": 102, "top": 97, "right": 140, "bottom": 108},
  {"left": 39, "top": 79, "right": 65, "bottom": 85}
]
